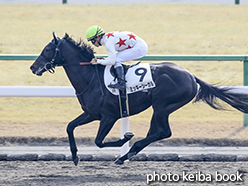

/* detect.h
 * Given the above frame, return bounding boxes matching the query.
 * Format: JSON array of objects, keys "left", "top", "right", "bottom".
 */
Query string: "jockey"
[{"left": 86, "top": 25, "right": 148, "bottom": 91}]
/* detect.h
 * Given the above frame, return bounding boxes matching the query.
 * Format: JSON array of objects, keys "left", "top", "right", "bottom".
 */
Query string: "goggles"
[{"left": 90, "top": 37, "right": 97, "bottom": 44}]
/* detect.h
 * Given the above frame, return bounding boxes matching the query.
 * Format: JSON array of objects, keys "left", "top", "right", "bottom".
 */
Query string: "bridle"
[{"left": 41, "top": 38, "right": 91, "bottom": 74}]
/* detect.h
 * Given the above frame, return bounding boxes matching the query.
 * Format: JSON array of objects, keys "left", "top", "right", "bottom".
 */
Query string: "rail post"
[
  {"left": 244, "top": 60, "right": 248, "bottom": 126},
  {"left": 120, "top": 117, "right": 130, "bottom": 156}
]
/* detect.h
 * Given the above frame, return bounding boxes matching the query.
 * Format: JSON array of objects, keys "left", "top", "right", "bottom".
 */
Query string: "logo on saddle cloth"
[{"left": 104, "top": 63, "right": 156, "bottom": 95}]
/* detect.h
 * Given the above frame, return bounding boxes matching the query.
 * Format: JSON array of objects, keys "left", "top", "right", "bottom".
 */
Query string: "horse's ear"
[{"left": 52, "top": 31, "right": 58, "bottom": 44}]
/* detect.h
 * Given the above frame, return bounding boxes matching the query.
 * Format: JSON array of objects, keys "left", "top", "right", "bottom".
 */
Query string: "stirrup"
[
  {"left": 108, "top": 82, "right": 125, "bottom": 90},
  {"left": 108, "top": 78, "right": 125, "bottom": 90}
]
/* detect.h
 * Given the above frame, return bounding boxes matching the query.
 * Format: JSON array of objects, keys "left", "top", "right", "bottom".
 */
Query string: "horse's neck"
[
  {"left": 63, "top": 64, "right": 95, "bottom": 95},
  {"left": 61, "top": 48, "right": 95, "bottom": 94}
]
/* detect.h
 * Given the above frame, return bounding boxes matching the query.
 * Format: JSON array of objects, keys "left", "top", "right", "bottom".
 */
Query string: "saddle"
[{"left": 109, "top": 61, "right": 141, "bottom": 79}]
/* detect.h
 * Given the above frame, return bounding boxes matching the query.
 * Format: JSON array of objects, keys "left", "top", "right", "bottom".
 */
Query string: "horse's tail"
[{"left": 194, "top": 76, "right": 248, "bottom": 113}]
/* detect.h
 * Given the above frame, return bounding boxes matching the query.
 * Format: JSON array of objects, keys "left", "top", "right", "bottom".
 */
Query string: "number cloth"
[{"left": 104, "top": 63, "right": 156, "bottom": 95}]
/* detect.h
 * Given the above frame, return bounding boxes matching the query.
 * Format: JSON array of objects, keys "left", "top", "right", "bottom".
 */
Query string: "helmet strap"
[{"left": 98, "top": 35, "right": 103, "bottom": 46}]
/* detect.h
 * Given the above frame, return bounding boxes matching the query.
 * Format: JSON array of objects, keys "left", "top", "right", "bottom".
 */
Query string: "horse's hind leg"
[
  {"left": 114, "top": 72, "right": 198, "bottom": 165},
  {"left": 115, "top": 108, "right": 171, "bottom": 165},
  {"left": 115, "top": 98, "right": 195, "bottom": 165}
]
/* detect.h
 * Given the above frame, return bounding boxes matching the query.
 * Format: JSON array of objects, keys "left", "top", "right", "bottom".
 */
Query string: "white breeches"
[{"left": 114, "top": 37, "right": 148, "bottom": 68}]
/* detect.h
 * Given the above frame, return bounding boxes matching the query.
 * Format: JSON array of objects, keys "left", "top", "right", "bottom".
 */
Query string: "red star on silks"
[
  {"left": 127, "top": 33, "right": 136, "bottom": 40},
  {"left": 125, "top": 45, "right": 132, "bottom": 49},
  {"left": 116, "top": 38, "right": 127, "bottom": 47},
  {"left": 106, "top": 32, "right": 114, "bottom": 38}
]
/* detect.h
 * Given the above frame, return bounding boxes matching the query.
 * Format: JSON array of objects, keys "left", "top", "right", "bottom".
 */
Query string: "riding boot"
[{"left": 108, "top": 66, "right": 125, "bottom": 91}]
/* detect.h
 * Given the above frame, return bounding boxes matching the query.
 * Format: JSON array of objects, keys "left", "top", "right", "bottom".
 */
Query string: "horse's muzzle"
[{"left": 30, "top": 65, "right": 43, "bottom": 76}]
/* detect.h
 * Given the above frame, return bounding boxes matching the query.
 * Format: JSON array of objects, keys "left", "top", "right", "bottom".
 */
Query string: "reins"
[
  {"left": 79, "top": 62, "right": 91, "bottom": 65},
  {"left": 59, "top": 61, "right": 92, "bottom": 66}
]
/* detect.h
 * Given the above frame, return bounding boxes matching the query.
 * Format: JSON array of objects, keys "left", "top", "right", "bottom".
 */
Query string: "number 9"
[{"left": 135, "top": 68, "right": 147, "bottom": 82}]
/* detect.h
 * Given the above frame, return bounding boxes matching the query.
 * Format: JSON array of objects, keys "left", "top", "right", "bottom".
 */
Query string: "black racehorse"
[{"left": 30, "top": 32, "right": 248, "bottom": 166}]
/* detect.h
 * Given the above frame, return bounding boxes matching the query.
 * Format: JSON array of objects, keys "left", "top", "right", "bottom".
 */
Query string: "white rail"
[
  {"left": 0, "top": 86, "right": 247, "bottom": 97},
  {"left": 0, "top": 86, "right": 75, "bottom": 97}
]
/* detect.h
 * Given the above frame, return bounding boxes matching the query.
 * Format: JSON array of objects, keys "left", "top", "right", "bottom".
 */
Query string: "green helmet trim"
[{"left": 86, "top": 26, "right": 104, "bottom": 41}]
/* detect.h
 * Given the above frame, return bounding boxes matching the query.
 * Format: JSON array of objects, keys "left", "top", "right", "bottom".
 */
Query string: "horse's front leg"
[
  {"left": 66, "top": 112, "right": 95, "bottom": 166},
  {"left": 94, "top": 116, "right": 134, "bottom": 148}
]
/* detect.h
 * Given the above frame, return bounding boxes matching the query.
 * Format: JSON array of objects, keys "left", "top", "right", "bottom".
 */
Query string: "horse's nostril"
[{"left": 30, "top": 65, "right": 37, "bottom": 74}]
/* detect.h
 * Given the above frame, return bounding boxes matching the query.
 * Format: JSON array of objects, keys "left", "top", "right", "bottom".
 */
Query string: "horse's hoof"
[
  {"left": 124, "top": 132, "right": 135, "bottom": 140},
  {"left": 114, "top": 158, "right": 124, "bottom": 165},
  {"left": 73, "top": 156, "right": 80, "bottom": 166}
]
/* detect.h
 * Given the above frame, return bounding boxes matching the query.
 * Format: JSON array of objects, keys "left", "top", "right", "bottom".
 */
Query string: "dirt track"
[
  {"left": 2, "top": 137, "right": 248, "bottom": 147},
  {"left": 0, "top": 161, "right": 247, "bottom": 186}
]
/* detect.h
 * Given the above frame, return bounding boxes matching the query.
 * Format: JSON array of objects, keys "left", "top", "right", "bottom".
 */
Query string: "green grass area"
[{"left": 0, "top": 4, "right": 247, "bottom": 139}]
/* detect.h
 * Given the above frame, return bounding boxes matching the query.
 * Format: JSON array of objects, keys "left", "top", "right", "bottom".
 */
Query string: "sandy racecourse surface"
[
  {"left": 0, "top": 0, "right": 247, "bottom": 4},
  {"left": 0, "top": 161, "right": 247, "bottom": 186}
]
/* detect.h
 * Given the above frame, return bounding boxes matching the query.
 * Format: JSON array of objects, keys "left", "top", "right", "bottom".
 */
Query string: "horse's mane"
[{"left": 63, "top": 33, "right": 95, "bottom": 60}]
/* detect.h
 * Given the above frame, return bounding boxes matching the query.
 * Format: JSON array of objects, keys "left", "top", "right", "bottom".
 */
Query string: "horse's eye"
[{"left": 45, "top": 48, "right": 51, "bottom": 53}]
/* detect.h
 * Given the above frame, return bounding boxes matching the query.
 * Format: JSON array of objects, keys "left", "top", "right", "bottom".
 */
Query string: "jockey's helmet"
[{"left": 86, "top": 26, "right": 104, "bottom": 41}]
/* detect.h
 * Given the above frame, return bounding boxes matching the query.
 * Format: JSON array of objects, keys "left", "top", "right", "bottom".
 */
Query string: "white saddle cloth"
[{"left": 104, "top": 63, "right": 156, "bottom": 95}]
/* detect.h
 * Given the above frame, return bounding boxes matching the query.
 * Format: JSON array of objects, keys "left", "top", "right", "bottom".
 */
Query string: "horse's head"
[
  {"left": 30, "top": 32, "right": 65, "bottom": 76},
  {"left": 31, "top": 32, "right": 95, "bottom": 76}
]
